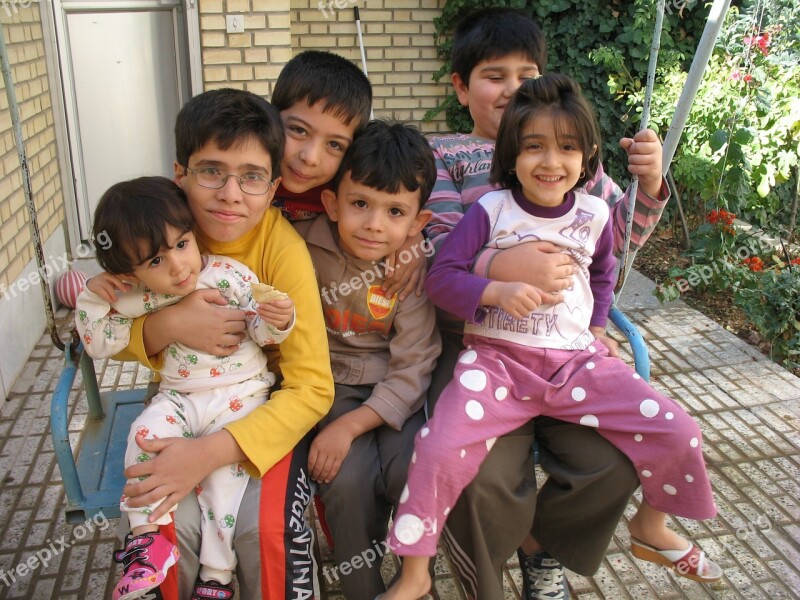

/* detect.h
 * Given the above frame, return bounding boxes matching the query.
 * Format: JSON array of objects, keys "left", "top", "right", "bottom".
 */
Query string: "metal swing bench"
[
  {"left": 5, "top": 0, "right": 728, "bottom": 533},
  {"left": 51, "top": 340, "right": 149, "bottom": 523}
]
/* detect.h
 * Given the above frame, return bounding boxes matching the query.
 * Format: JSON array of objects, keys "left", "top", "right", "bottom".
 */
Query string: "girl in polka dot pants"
[{"left": 382, "top": 74, "right": 721, "bottom": 600}]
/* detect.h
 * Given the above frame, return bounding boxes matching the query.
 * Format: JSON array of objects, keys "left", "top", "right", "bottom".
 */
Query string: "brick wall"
[
  {"left": 289, "top": 0, "right": 449, "bottom": 133},
  {"left": 200, "top": 0, "right": 294, "bottom": 97},
  {"left": 0, "top": 9, "right": 65, "bottom": 298},
  {"left": 197, "top": 0, "right": 451, "bottom": 133}
]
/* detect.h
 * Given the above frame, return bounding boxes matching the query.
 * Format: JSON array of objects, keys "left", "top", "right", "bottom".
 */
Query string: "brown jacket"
[{"left": 296, "top": 215, "right": 441, "bottom": 430}]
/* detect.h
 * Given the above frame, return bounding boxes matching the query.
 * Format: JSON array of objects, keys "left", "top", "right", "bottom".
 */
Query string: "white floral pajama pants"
[{"left": 121, "top": 377, "right": 269, "bottom": 580}]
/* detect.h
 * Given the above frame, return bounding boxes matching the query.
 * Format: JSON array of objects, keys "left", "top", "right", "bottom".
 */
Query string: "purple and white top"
[{"left": 426, "top": 189, "right": 615, "bottom": 351}]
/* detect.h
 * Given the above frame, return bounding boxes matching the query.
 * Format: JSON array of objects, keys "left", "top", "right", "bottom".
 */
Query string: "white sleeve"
[
  {"left": 74, "top": 288, "right": 138, "bottom": 358},
  {"left": 226, "top": 260, "right": 295, "bottom": 346}
]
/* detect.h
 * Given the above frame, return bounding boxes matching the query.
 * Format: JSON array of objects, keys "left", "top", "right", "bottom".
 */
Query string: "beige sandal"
[{"left": 631, "top": 536, "right": 722, "bottom": 583}]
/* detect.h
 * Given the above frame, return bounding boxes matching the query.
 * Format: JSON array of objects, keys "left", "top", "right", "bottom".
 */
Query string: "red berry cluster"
[
  {"left": 742, "top": 256, "right": 764, "bottom": 272},
  {"left": 707, "top": 209, "right": 736, "bottom": 235}
]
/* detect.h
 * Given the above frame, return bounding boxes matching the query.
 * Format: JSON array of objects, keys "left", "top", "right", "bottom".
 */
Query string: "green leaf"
[
  {"left": 733, "top": 127, "right": 755, "bottom": 144},
  {"left": 709, "top": 129, "right": 728, "bottom": 152}
]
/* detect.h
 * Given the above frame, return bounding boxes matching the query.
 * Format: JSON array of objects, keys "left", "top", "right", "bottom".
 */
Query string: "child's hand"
[
  {"left": 489, "top": 241, "right": 576, "bottom": 292},
  {"left": 619, "top": 128, "right": 664, "bottom": 198},
  {"left": 483, "top": 282, "right": 562, "bottom": 320},
  {"left": 256, "top": 297, "right": 294, "bottom": 330},
  {"left": 589, "top": 326, "right": 620, "bottom": 357},
  {"left": 308, "top": 419, "right": 357, "bottom": 483},
  {"left": 382, "top": 232, "right": 427, "bottom": 301},
  {"left": 86, "top": 272, "right": 132, "bottom": 304}
]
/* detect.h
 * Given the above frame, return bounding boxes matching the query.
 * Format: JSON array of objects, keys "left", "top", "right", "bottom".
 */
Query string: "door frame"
[{"left": 40, "top": 0, "right": 203, "bottom": 253}]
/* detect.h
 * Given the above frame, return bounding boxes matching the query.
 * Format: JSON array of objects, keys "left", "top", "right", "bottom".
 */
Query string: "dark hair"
[
  {"left": 271, "top": 51, "right": 372, "bottom": 134},
  {"left": 490, "top": 73, "right": 601, "bottom": 191},
  {"left": 175, "top": 88, "right": 284, "bottom": 176},
  {"left": 332, "top": 120, "right": 436, "bottom": 209},
  {"left": 92, "top": 176, "right": 195, "bottom": 275},
  {"left": 452, "top": 7, "right": 547, "bottom": 86}
]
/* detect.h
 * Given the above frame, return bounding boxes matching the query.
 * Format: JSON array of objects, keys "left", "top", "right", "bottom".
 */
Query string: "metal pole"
[
  {"left": 662, "top": 0, "right": 732, "bottom": 173},
  {"left": 0, "top": 22, "right": 64, "bottom": 350},
  {"left": 354, "top": 6, "right": 374, "bottom": 120},
  {"left": 616, "top": 0, "right": 666, "bottom": 293}
]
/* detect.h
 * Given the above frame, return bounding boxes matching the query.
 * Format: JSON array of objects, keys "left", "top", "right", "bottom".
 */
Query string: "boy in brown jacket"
[{"left": 294, "top": 121, "right": 441, "bottom": 599}]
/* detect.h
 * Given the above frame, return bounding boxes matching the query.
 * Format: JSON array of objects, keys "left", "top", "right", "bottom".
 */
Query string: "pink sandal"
[{"left": 631, "top": 536, "right": 722, "bottom": 583}]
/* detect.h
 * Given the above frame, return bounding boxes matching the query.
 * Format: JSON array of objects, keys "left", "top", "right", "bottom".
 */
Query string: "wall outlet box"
[{"left": 226, "top": 14, "right": 245, "bottom": 33}]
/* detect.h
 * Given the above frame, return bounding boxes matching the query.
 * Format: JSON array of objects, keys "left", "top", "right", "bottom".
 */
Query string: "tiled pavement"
[{"left": 1, "top": 270, "right": 798, "bottom": 599}]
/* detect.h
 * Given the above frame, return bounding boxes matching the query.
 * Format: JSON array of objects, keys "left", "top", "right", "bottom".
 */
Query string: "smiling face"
[
  {"left": 321, "top": 173, "right": 431, "bottom": 262},
  {"left": 453, "top": 53, "right": 540, "bottom": 141},
  {"left": 173, "top": 137, "right": 279, "bottom": 243},
  {"left": 280, "top": 100, "right": 358, "bottom": 193},
  {"left": 515, "top": 112, "right": 585, "bottom": 208},
  {"left": 127, "top": 226, "right": 203, "bottom": 296}
]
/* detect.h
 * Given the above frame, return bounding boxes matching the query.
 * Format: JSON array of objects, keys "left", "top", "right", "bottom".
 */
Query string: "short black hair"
[
  {"left": 332, "top": 120, "right": 436, "bottom": 209},
  {"left": 271, "top": 51, "right": 372, "bottom": 134},
  {"left": 491, "top": 73, "right": 601, "bottom": 191},
  {"left": 175, "top": 88, "right": 284, "bottom": 176},
  {"left": 452, "top": 7, "right": 547, "bottom": 86},
  {"left": 93, "top": 176, "right": 195, "bottom": 275}
]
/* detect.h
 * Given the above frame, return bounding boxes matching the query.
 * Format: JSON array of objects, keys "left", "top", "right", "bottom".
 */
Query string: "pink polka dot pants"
[{"left": 389, "top": 335, "right": 716, "bottom": 557}]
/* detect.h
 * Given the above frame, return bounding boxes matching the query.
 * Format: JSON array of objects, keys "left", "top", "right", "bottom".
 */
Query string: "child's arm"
[
  {"left": 380, "top": 232, "right": 427, "bottom": 301},
  {"left": 76, "top": 274, "right": 142, "bottom": 359},
  {"left": 426, "top": 199, "right": 561, "bottom": 320},
  {"left": 254, "top": 298, "right": 295, "bottom": 343},
  {"left": 591, "top": 129, "right": 668, "bottom": 255},
  {"left": 225, "top": 260, "right": 296, "bottom": 345},
  {"left": 86, "top": 271, "right": 132, "bottom": 304},
  {"left": 587, "top": 209, "right": 620, "bottom": 357},
  {"left": 134, "top": 292, "right": 247, "bottom": 366},
  {"left": 383, "top": 139, "right": 466, "bottom": 299},
  {"left": 425, "top": 144, "right": 464, "bottom": 254},
  {"left": 480, "top": 281, "right": 556, "bottom": 320},
  {"left": 308, "top": 405, "right": 384, "bottom": 483}
]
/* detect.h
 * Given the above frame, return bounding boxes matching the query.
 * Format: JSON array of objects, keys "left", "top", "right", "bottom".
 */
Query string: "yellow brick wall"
[
  {"left": 197, "top": 0, "right": 450, "bottom": 133},
  {"left": 290, "top": 0, "right": 449, "bottom": 133},
  {"left": 0, "top": 9, "right": 65, "bottom": 298},
  {"left": 200, "top": 0, "right": 293, "bottom": 97}
]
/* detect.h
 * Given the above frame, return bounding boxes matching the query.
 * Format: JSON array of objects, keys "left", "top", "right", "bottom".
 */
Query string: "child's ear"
[
  {"left": 320, "top": 189, "right": 339, "bottom": 221},
  {"left": 173, "top": 161, "right": 186, "bottom": 187},
  {"left": 451, "top": 72, "right": 470, "bottom": 108},
  {"left": 409, "top": 209, "right": 432, "bottom": 237},
  {"left": 264, "top": 176, "right": 281, "bottom": 207}
]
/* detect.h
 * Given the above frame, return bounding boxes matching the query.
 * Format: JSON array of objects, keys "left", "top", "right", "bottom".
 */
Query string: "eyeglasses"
[{"left": 183, "top": 166, "right": 275, "bottom": 195}]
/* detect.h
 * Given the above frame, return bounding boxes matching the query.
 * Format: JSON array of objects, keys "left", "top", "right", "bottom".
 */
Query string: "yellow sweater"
[{"left": 124, "top": 207, "right": 334, "bottom": 477}]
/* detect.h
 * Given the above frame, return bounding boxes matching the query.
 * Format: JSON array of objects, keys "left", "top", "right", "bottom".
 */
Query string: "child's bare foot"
[
  {"left": 628, "top": 519, "right": 688, "bottom": 552},
  {"left": 629, "top": 515, "right": 721, "bottom": 582},
  {"left": 381, "top": 568, "right": 431, "bottom": 600}
]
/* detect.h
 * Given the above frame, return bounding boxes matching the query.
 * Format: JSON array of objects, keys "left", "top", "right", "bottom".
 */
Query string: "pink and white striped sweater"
[{"left": 425, "top": 132, "right": 669, "bottom": 279}]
